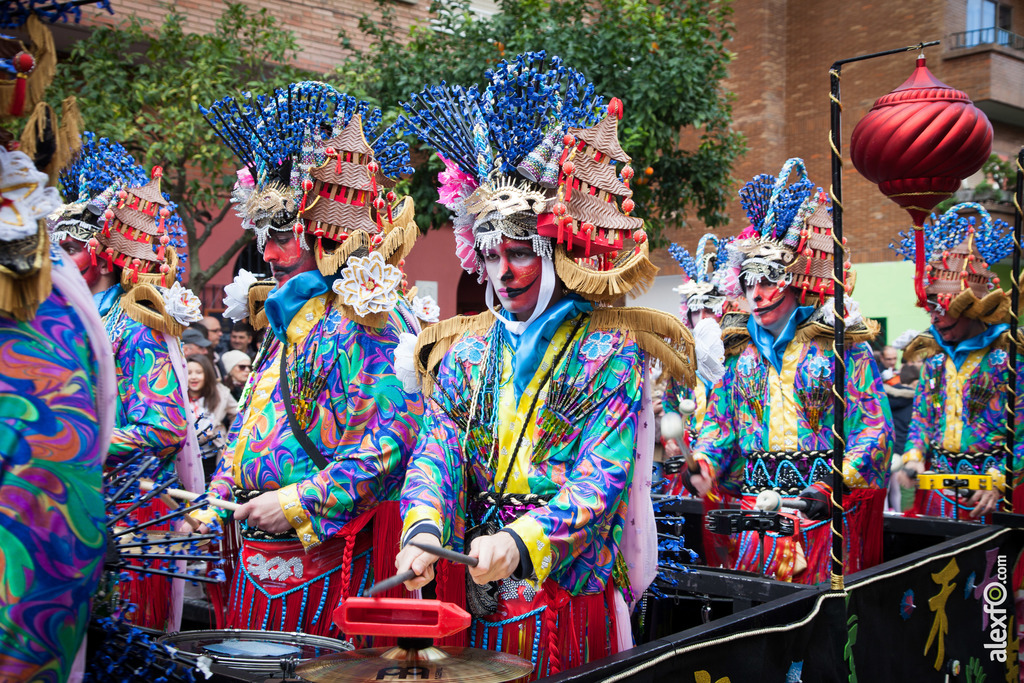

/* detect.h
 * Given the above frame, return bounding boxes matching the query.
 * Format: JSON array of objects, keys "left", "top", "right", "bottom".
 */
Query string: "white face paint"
[{"left": 744, "top": 276, "right": 798, "bottom": 337}]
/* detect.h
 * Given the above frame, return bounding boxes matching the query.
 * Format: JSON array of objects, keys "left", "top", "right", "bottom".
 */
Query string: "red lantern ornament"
[
  {"left": 850, "top": 56, "right": 992, "bottom": 305},
  {"left": 9, "top": 51, "right": 34, "bottom": 117}
]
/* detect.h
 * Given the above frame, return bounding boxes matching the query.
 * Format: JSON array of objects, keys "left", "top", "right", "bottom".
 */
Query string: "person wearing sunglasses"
[{"left": 220, "top": 349, "right": 252, "bottom": 401}]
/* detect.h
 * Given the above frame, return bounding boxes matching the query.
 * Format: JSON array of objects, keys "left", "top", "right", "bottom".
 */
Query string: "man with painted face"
[
  {"left": 690, "top": 159, "right": 893, "bottom": 584},
  {"left": 394, "top": 56, "right": 696, "bottom": 676},
  {"left": 195, "top": 82, "right": 424, "bottom": 637},
  {"left": 892, "top": 203, "right": 1024, "bottom": 520},
  {"left": 50, "top": 136, "right": 204, "bottom": 631}
]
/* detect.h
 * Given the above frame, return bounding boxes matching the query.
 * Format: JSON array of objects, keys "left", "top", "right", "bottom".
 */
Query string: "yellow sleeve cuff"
[
  {"left": 902, "top": 449, "right": 924, "bottom": 464},
  {"left": 507, "top": 515, "right": 553, "bottom": 586},
  {"left": 401, "top": 506, "right": 444, "bottom": 546},
  {"left": 278, "top": 483, "right": 320, "bottom": 550}
]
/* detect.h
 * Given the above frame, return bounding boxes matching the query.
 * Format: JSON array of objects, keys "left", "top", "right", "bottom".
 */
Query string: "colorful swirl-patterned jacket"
[
  {"left": 0, "top": 278, "right": 106, "bottom": 682},
  {"left": 694, "top": 311, "right": 893, "bottom": 493},
  {"left": 903, "top": 325, "right": 1024, "bottom": 483},
  {"left": 207, "top": 291, "right": 424, "bottom": 549},
  {"left": 401, "top": 307, "right": 660, "bottom": 596},
  {"left": 97, "top": 285, "right": 188, "bottom": 465}
]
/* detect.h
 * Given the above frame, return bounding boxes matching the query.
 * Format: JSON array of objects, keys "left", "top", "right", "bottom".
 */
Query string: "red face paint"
[
  {"left": 744, "top": 277, "right": 798, "bottom": 332},
  {"left": 930, "top": 307, "right": 976, "bottom": 344},
  {"left": 482, "top": 237, "right": 543, "bottom": 319},
  {"left": 60, "top": 238, "right": 101, "bottom": 289},
  {"left": 263, "top": 231, "right": 317, "bottom": 285}
]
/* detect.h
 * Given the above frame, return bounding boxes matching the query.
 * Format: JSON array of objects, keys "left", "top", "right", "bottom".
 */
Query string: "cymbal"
[{"left": 297, "top": 644, "right": 533, "bottom": 683}]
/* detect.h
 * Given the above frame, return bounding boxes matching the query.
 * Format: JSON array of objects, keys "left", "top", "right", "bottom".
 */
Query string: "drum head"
[
  {"left": 159, "top": 629, "right": 353, "bottom": 679},
  {"left": 298, "top": 645, "right": 533, "bottom": 683}
]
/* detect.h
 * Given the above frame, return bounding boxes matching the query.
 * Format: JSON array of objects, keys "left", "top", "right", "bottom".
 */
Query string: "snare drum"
[{"left": 158, "top": 629, "right": 353, "bottom": 682}]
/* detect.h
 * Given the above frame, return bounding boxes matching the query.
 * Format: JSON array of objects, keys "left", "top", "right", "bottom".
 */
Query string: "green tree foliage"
[
  {"left": 335, "top": 0, "right": 745, "bottom": 241},
  {"left": 48, "top": 4, "right": 308, "bottom": 292}
]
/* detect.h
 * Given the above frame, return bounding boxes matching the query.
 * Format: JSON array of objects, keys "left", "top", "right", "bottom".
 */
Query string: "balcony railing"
[{"left": 950, "top": 27, "right": 1024, "bottom": 51}]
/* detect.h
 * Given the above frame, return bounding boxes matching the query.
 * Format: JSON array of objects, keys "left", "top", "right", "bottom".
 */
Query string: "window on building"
[{"left": 965, "top": 0, "right": 1014, "bottom": 47}]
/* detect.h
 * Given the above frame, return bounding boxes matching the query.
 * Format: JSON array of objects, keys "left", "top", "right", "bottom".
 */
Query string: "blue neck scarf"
[
  {"left": 94, "top": 284, "right": 122, "bottom": 318},
  {"left": 498, "top": 294, "right": 594, "bottom": 401},
  {"left": 930, "top": 322, "right": 1008, "bottom": 371},
  {"left": 747, "top": 305, "right": 816, "bottom": 373},
  {"left": 264, "top": 270, "right": 331, "bottom": 343}
]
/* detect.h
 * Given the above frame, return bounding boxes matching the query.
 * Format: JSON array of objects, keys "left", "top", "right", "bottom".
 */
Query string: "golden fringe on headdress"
[
  {"left": 721, "top": 311, "right": 880, "bottom": 357},
  {"left": 414, "top": 309, "right": 497, "bottom": 393},
  {"left": 379, "top": 197, "right": 417, "bottom": 266},
  {"left": 314, "top": 198, "right": 418, "bottom": 278},
  {"left": 903, "top": 328, "right": 1024, "bottom": 364},
  {"left": 590, "top": 306, "right": 696, "bottom": 387},
  {"left": 336, "top": 301, "right": 389, "bottom": 331},
  {"left": 553, "top": 241, "right": 658, "bottom": 303},
  {"left": 792, "top": 317, "right": 881, "bottom": 346},
  {"left": 121, "top": 283, "right": 184, "bottom": 337},
  {"left": 945, "top": 287, "right": 1011, "bottom": 325},
  {"left": 315, "top": 232, "right": 368, "bottom": 278},
  {"left": 19, "top": 96, "right": 83, "bottom": 185},
  {"left": 121, "top": 247, "right": 179, "bottom": 293},
  {"left": 0, "top": 224, "right": 52, "bottom": 321},
  {"left": 247, "top": 281, "right": 275, "bottom": 331},
  {"left": 0, "top": 16, "right": 56, "bottom": 119}
]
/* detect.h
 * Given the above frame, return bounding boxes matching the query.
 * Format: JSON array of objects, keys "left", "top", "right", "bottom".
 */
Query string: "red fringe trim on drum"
[
  {"left": 117, "top": 499, "right": 173, "bottom": 630},
  {"left": 434, "top": 560, "right": 468, "bottom": 648},
  {"left": 911, "top": 489, "right": 991, "bottom": 523},
  {"left": 209, "top": 518, "right": 240, "bottom": 629},
  {"left": 466, "top": 580, "right": 620, "bottom": 681},
  {"left": 734, "top": 488, "right": 884, "bottom": 584}
]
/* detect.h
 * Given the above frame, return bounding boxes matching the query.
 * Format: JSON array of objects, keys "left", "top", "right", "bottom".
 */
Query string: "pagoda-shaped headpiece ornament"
[
  {"left": 726, "top": 158, "right": 850, "bottom": 305},
  {"left": 890, "top": 201, "right": 1011, "bottom": 323},
  {"left": 397, "top": 51, "right": 656, "bottom": 302},
  {"left": 201, "top": 82, "right": 416, "bottom": 279},
  {"left": 669, "top": 234, "right": 731, "bottom": 324}
]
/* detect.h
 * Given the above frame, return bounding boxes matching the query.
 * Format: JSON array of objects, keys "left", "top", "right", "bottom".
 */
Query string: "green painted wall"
[{"left": 852, "top": 261, "right": 931, "bottom": 346}]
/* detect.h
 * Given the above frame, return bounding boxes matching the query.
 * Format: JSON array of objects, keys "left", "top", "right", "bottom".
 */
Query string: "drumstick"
[
  {"left": 661, "top": 399, "right": 698, "bottom": 472},
  {"left": 139, "top": 479, "right": 242, "bottom": 512},
  {"left": 366, "top": 569, "right": 417, "bottom": 596},
  {"left": 406, "top": 540, "right": 480, "bottom": 567}
]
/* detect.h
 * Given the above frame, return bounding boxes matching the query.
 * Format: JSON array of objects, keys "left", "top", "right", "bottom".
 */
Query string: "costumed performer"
[
  {"left": 394, "top": 52, "right": 696, "bottom": 677},
  {"left": 196, "top": 81, "right": 424, "bottom": 637},
  {"left": 0, "top": 149, "right": 116, "bottom": 680},
  {"left": 51, "top": 134, "right": 203, "bottom": 631},
  {"left": 892, "top": 203, "right": 1024, "bottom": 521},
  {"left": 690, "top": 158, "right": 893, "bottom": 584}
]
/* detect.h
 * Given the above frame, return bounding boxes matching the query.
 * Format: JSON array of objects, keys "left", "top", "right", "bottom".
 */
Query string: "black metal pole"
[
  {"left": 1008, "top": 147, "right": 1023, "bottom": 512},
  {"left": 826, "top": 40, "right": 940, "bottom": 592},
  {"left": 828, "top": 66, "right": 846, "bottom": 592}
]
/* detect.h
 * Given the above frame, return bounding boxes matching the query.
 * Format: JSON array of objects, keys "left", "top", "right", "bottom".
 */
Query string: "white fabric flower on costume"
[
  {"left": 0, "top": 148, "right": 62, "bottom": 242},
  {"left": 412, "top": 295, "right": 440, "bottom": 324},
  {"left": 223, "top": 269, "right": 258, "bottom": 323},
  {"left": 394, "top": 331, "right": 421, "bottom": 393},
  {"left": 820, "top": 296, "right": 864, "bottom": 327},
  {"left": 160, "top": 282, "right": 203, "bottom": 326},
  {"left": 332, "top": 251, "right": 402, "bottom": 316}
]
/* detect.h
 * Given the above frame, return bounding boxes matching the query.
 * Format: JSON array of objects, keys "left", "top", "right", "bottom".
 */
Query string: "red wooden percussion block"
[{"left": 333, "top": 598, "right": 471, "bottom": 638}]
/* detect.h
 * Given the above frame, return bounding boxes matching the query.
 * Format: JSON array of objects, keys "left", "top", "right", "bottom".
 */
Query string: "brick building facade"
[{"left": 48, "top": 0, "right": 1024, "bottom": 322}]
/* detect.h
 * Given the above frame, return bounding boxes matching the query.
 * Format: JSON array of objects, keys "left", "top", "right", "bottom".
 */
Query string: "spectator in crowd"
[
  {"left": 879, "top": 345, "right": 898, "bottom": 383},
  {"left": 186, "top": 353, "right": 237, "bottom": 479},
  {"left": 230, "top": 320, "right": 258, "bottom": 356},
  {"left": 201, "top": 314, "right": 228, "bottom": 375},
  {"left": 221, "top": 349, "right": 252, "bottom": 401},
  {"left": 182, "top": 326, "right": 212, "bottom": 358}
]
